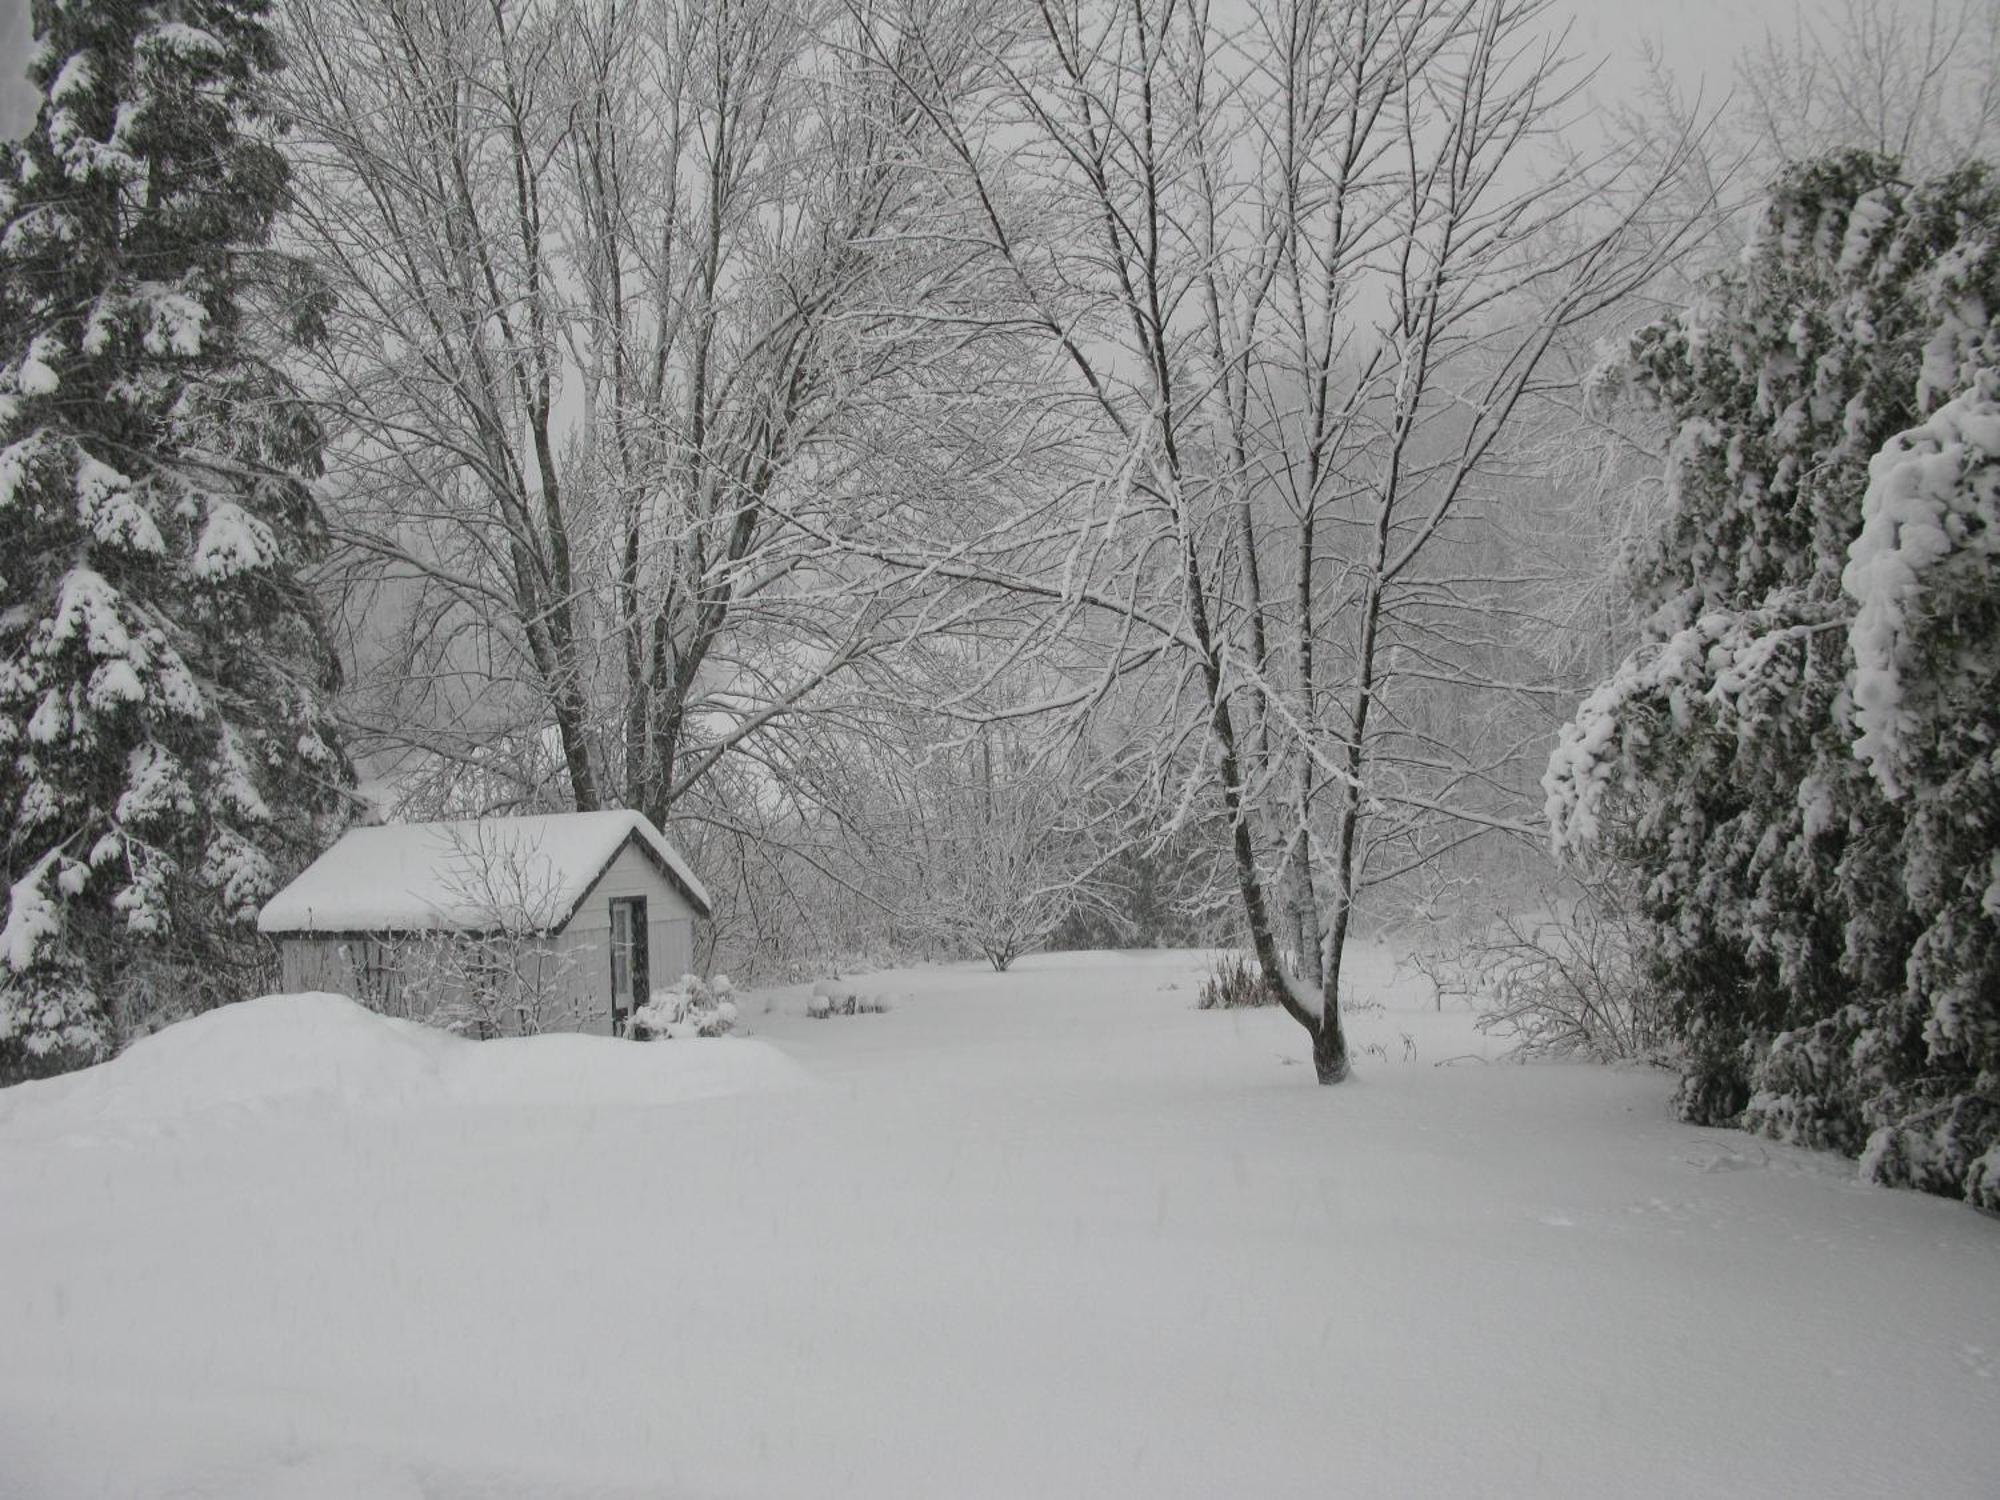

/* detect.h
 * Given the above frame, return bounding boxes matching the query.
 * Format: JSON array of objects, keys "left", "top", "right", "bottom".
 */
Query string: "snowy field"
[{"left": 1, "top": 946, "right": 1995, "bottom": 1499}]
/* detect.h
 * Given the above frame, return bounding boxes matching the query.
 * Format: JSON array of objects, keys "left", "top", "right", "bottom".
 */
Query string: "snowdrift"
[
  {"left": 0, "top": 991, "right": 808, "bottom": 1142},
  {"left": 1, "top": 951, "right": 1995, "bottom": 1498}
]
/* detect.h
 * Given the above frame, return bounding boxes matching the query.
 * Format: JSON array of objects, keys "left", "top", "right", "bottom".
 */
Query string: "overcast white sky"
[
  {"left": 1, "top": 0, "right": 33, "bottom": 135},
  {"left": 0, "top": 0, "right": 1801, "bottom": 143}
]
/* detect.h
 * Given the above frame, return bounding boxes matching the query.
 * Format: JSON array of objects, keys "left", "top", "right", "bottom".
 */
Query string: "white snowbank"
[
  {"left": 446, "top": 1030, "right": 797, "bottom": 1109},
  {"left": 0, "top": 991, "right": 806, "bottom": 1142},
  {"left": 1, "top": 950, "right": 1994, "bottom": 1499}
]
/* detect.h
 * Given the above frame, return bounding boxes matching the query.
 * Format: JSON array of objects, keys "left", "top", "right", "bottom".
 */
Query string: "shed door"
[{"left": 609, "top": 896, "right": 650, "bottom": 1031}]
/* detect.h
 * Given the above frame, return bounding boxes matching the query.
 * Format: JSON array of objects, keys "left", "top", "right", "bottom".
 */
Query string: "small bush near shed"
[{"left": 630, "top": 975, "right": 739, "bottom": 1040}]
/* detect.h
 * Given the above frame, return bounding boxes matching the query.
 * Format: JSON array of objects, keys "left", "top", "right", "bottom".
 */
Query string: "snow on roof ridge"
[{"left": 258, "top": 809, "right": 710, "bottom": 935}]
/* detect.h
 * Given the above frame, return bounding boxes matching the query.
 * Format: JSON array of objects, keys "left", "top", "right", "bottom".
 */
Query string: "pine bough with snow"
[
  {"left": 1548, "top": 153, "right": 2000, "bottom": 1206},
  {"left": 0, "top": 0, "right": 348, "bottom": 1075}
]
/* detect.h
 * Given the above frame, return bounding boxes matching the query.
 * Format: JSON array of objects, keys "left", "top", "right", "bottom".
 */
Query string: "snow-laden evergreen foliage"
[
  {"left": 1838, "top": 372, "right": 2000, "bottom": 1201},
  {"left": 1545, "top": 153, "right": 2000, "bottom": 1205},
  {"left": 0, "top": 0, "right": 348, "bottom": 1073}
]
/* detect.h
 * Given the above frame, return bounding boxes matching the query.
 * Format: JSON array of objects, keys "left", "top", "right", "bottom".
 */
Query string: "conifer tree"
[
  {"left": 0, "top": 0, "right": 348, "bottom": 1073},
  {"left": 1547, "top": 153, "right": 2000, "bottom": 1204}
]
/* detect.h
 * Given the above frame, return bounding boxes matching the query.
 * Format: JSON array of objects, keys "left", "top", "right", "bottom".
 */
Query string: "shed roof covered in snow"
[{"left": 258, "top": 811, "right": 712, "bottom": 935}]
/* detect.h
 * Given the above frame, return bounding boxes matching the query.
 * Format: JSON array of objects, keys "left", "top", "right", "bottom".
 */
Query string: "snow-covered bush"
[
  {"left": 1739, "top": 1005, "right": 1877, "bottom": 1159},
  {"left": 630, "top": 974, "right": 739, "bottom": 1040},
  {"left": 805, "top": 978, "right": 886, "bottom": 1019},
  {"left": 1546, "top": 152, "right": 2000, "bottom": 1205},
  {"left": 1745, "top": 999, "right": 2000, "bottom": 1208},
  {"left": 1734, "top": 370, "right": 2000, "bottom": 1207}
]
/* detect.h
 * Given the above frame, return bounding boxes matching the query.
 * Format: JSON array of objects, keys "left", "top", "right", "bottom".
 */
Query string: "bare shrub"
[
  {"left": 1195, "top": 954, "right": 1279, "bottom": 1011},
  {"left": 324, "top": 824, "right": 591, "bottom": 1038},
  {"left": 1436, "top": 872, "right": 1670, "bottom": 1061},
  {"left": 390, "top": 931, "right": 586, "bottom": 1040}
]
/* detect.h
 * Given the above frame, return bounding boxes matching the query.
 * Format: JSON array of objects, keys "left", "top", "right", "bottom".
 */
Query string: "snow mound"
[
  {"left": 444, "top": 1032, "right": 808, "bottom": 1110},
  {"left": 0, "top": 993, "right": 449, "bottom": 1138},
  {"left": 0, "top": 992, "right": 808, "bottom": 1143},
  {"left": 202, "top": 1449, "right": 429, "bottom": 1500}
]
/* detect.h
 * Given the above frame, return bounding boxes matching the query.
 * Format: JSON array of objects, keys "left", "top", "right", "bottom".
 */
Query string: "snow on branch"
[
  {"left": 1844, "top": 368, "right": 2000, "bottom": 797},
  {"left": 1, "top": 850, "right": 65, "bottom": 977},
  {"left": 1545, "top": 601, "right": 1845, "bottom": 850}
]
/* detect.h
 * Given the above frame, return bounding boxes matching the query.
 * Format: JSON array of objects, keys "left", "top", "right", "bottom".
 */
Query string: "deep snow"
[{"left": 1, "top": 947, "right": 1995, "bottom": 1498}]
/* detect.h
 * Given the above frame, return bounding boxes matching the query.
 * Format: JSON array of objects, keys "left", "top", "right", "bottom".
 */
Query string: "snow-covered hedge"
[
  {"left": 1844, "top": 370, "right": 2000, "bottom": 800},
  {"left": 1547, "top": 153, "right": 2000, "bottom": 1208}
]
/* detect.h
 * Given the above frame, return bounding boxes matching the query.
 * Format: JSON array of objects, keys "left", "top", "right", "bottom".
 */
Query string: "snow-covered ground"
[{"left": 1, "top": 946, "right": 1995, "bottom": 1498}]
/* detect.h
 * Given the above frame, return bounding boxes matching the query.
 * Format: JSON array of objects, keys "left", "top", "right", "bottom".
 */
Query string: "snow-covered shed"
[{"left": 258, "top": 811, "right": 712, "bottom": 1036}]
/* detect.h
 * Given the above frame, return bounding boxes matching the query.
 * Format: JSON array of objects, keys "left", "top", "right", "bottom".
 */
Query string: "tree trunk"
[{"left": 1312, "top": 1000, "right": 1350, "bottom": 1084}]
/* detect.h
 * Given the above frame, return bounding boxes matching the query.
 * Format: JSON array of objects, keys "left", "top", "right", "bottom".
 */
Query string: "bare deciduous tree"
[
  {"left": 280, "top": 0, "right": 1041, "bottom": 837},
  {"left": 1739, "top": 0, "right": 2000, "bottom": 175},
  {"left": 859, "top": 0, "right": 1700, "bottom": 1079},
  {"left": 903, "top": 731, "right": 1123, "bottom": 971}
]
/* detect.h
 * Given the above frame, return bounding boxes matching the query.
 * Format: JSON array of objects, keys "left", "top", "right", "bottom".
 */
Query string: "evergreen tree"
[
  {"left": 0, "top": 0, "right": 348, "bottom": 1074},
  {"left": 1837, "top": 369, "right": 2000, "bottom": 1201},
  {"left": 1546, "top": 153, "right": 2000, "bottom": 1205}
]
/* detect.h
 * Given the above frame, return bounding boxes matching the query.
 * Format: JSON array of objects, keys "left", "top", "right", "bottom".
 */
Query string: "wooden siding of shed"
[
  {"left": 563, "top": 841, "right": 699, "bottom": 930},
  {"left": 565, "top": 840, "right": 697, "bottom": 997},
  {"left": 281, "top": 937, "right": 367, "bottom": 998}
]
